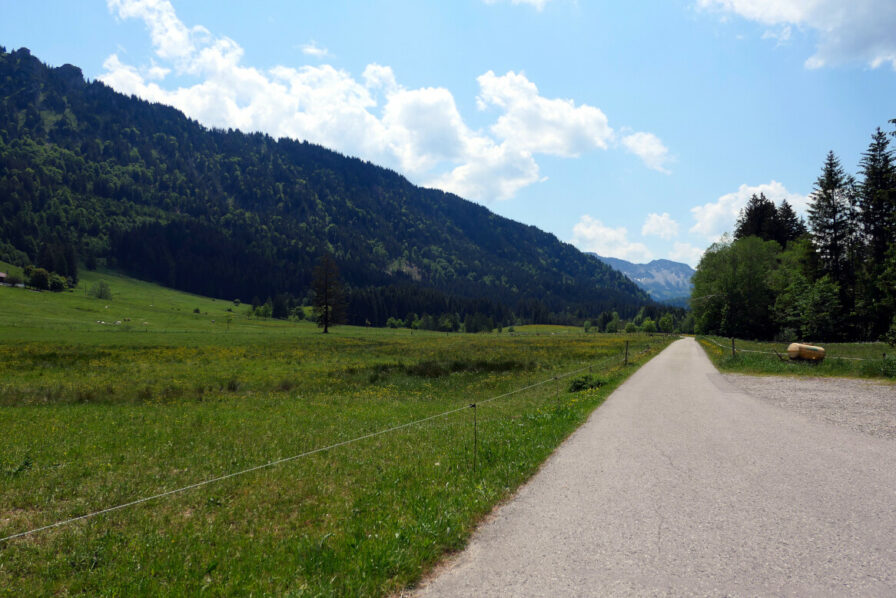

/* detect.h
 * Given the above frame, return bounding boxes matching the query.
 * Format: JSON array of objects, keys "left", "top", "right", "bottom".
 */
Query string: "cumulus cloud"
[
  {"left": 621, "top": 132, "right": 672, "bottom": 174},
  {"left": 669, "top": 242, "right": 705, "bottom": 268},
  {"left": 101, "top": 0, "right": 664, "bottom": 204},
  {"left": 477, "top": 70, "right": 614, "bottom": 156},
  {"left": 689, "top": 180, "right": 809, "bottom": 241},
  {"left": 698, "top": 0, "right": 896, "bottom": 70},
  {"left": 571, "top": 215, "right": 653, "bottom": 262},
  {"left": 641, "top": 212, "right": 679, "bottom": 240}
]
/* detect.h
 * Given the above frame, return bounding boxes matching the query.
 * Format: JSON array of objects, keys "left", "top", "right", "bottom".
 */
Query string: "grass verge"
[{"left": 697, "top": 336, "right": 896, "bottom": 379}]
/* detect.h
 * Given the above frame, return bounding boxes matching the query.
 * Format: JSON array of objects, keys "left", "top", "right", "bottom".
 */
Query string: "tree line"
[{"left": 691, "top": 122, "right": 896, "bottom": 343}]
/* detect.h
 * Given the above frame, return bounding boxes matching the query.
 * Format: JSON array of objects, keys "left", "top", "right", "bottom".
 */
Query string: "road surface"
[{"left": 413, "top": 337, "right": 896, "bottom": 597}]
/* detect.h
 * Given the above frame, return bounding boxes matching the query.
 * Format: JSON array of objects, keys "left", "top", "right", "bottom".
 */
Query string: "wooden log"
[{"left": 787, "top": 343, "right": 826, "bottom": 361}]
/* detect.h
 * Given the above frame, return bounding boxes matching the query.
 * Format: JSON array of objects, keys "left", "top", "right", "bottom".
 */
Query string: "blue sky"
[{"left": 2, "top": 0, "right": 894, "bottom": 266}]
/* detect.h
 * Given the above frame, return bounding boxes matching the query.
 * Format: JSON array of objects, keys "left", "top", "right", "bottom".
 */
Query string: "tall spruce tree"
[
  {"left": 858, "top": 128, "right": 895, "bottom": 264},
  {"left": 807, "top": 151, "right": 858, "bottom": 291},
  {"left": 776, "top": 199, "right": 807, "bottom": 245},
  {"left": 734, "top": 193, "right": 779, "bottom": 241},
  {"left": 855, "top": 127, "right": 896, "bottom": 338},
  {"left": 734, "top": 194, "right": 806, "bottom": 246}
]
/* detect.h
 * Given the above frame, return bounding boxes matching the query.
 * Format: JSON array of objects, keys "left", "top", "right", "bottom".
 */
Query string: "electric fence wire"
[{"left": 0, "top": 347, "right": 641, "bottom": 545}]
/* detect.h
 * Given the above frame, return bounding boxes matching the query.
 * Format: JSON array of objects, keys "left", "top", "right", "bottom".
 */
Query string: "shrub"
[
  {"left": 49, "top": 274, "right": 66, "bottom": 292},
  {"left": 89, "top": 281, "right": 112, "bottom": 299},
  {"left": 568, "top": 374, "right": 605, "bottom": 392},
  {"left": 624, "top": 322, "right": 637, "bottom": 333},
  {"left": 28, "top": 267, "right": 50, "bottom": 290}
]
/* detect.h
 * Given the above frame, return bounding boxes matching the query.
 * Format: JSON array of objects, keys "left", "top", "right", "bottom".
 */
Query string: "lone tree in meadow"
[{"left": 312, "top": 253, "right": 345, "bottom": 333}]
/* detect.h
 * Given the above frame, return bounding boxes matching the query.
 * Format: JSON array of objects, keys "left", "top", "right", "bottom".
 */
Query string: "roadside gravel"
[{"left": 724, "top": 373, "right": 896, "bottom": 440}]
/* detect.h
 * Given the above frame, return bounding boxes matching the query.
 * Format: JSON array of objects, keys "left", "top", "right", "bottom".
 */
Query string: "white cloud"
[
  {"left": 101, "top": 0, "right": 665, "bottom": 204},
  {"left": 362, "top": 64, "right": 398, "bottom": 93},
  {"left": 669, "top": 242, "right": 705, "bottom": 268},
  {"left": 427, "top": 146, "right": 542, "bottom": 202},
  {"left": 641, "top": 212, "right": 679, "bottom": 240},
  {"left": 301, "top": 41, "right": 328, "bottom": 58},
  {"left": 571, "top": 215, "right": 653, "bottom": 262},
  {"left": 698, "top": 0, "right": 896, "bottom": 70},
  {"left": 477, "top": 70, "right": 614, "bottom": 157},
  {"left": 482, "top": 0, "right": 554, "bottom": 10},
  {"left": 107, "top": 0, "right": 207, "bottom": 63},
  {"left": 689, "top": 180, "right": 809, "bottom": 241},
  {"left": 621, "top": 132, "right": 672, "bottom": 173}
]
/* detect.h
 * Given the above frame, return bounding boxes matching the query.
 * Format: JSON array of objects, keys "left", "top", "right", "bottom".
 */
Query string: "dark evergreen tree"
[
  {"left": 271, "top": 293, "right": 289, "bottom": 320},
  {"left": 734, "top": 193, "right": 779, "bottom": 242},
  {"left": 775, "top": 200, "right": 807, "bottom": 245},
  {"left": 858, "top": 128, "right": 895, "bottom": 264},
  {"left": 855, "top": 128, "right": 896, "bottom": 338},
  {"left": 807, "top": 152, "right": 858, "bottom": 294},
  {"left": 312, "top": 254, "right": 345, "bottom": 333}
]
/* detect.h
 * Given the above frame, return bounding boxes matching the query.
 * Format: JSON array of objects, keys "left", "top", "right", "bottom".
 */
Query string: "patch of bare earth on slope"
[{"left": 725, "top": 374, "right": 896, "bottom": 441}]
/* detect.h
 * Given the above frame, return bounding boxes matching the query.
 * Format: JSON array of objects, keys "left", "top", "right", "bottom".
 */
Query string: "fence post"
[
  {"left": 731, "top": 337, "right": 736, "bottom": 358},
  {"left": 624, "top": 341, "right": 629, "bottom": 366},
  {"left": 471, "top": 404, "right": 478, "bottom": 473}
]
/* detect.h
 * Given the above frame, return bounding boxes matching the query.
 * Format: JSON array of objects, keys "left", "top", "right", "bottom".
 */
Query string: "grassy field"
[
  {"left": 697, "top": 336, "right": 896, "bottom": 379},
  {"left": 0, "top": 267, "right": 672, "bottom": 596}
]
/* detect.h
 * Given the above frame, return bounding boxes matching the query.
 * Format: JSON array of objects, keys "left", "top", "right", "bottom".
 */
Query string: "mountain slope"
[
  {"left": 590, "top": 254, "right": 694, "bottom": 303},
  {"left": 0, "top": 46, "right": 650, "bottom": 325}
]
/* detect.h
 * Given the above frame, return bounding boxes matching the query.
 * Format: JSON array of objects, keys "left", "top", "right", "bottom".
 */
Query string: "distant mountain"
[
  {"left": 590, "top": 254, "right": 694, "bottom": 303},
  {"left": 0, "top": 46, "right": 652, "bottom": 326}
]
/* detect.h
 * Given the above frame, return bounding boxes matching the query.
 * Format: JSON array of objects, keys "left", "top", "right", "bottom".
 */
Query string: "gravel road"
[
  {"left": 724, "top": 373, "right": 895, "bottom": 441},
  {"left": 412, "top": 337, "right": 896, "bottom": 597}
]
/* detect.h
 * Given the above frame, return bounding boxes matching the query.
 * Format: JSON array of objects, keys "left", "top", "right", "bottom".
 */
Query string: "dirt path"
[{"left": 412, "top": 337, "right": 896, "bottom": 597}]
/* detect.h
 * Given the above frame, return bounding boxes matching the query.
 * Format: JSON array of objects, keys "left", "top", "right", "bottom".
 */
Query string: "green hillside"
[{"left": 0, "top": 46, "right": 651, "bottom": 327}]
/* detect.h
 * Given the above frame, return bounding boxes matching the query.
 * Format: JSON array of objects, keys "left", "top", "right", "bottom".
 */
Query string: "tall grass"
[{"left": 0, "top": 267, "right": 672, "bottom": 595}]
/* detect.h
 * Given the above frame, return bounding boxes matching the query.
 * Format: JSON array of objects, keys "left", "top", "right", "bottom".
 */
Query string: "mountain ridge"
[
  {"left": 590, "top": 254, "right": 694, "bottom": 303},
  {"left": 0, "top": 46, "right": 653, "bottom": 326}
]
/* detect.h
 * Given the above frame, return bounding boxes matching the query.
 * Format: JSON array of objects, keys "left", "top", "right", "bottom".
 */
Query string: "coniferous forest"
[
  {"left": 691, "top": 128, "right": 896, "bottom": 343},
  {"left": 0, "top": 46, "right": 664, "bottom": 328}
]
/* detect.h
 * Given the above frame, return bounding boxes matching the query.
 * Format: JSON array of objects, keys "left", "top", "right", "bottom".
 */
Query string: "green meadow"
[
  {"left": 698, "top": 336, "right": 896, "bottom": 379},
  {"left": 0, "top": 267, "right": 671, "bottom": 596}
]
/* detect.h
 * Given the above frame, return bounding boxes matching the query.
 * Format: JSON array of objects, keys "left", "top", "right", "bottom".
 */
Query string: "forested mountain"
[
  {"left": 0, "top": 46, "right": 652, "bottom": 326},
  {"left": 590, "top": 254, "right": 694, "bottom": 303}
]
